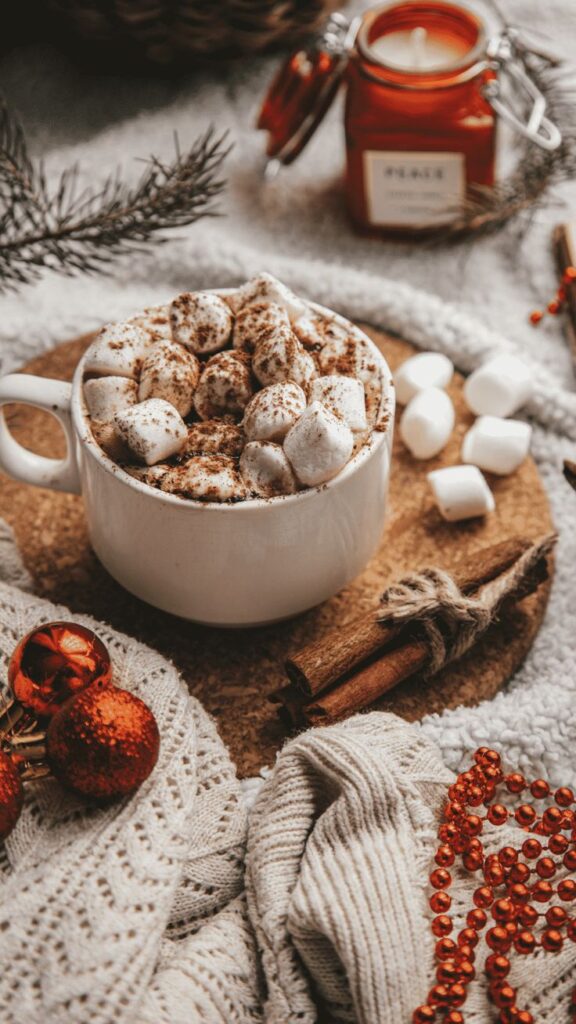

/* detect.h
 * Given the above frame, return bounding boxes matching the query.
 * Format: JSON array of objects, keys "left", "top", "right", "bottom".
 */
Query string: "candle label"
[{"left": 363, "top": 151, "right": 465, "bottom": 228}]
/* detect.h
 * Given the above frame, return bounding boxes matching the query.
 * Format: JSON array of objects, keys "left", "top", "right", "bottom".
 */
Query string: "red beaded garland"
[{"left": 412, "top": 747, "right": 576, "bottom": 1024}]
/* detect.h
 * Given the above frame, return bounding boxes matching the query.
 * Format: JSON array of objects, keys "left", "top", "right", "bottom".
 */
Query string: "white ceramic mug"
[{"left": 0, "top": 302, "right": 395, "bottom": 626}]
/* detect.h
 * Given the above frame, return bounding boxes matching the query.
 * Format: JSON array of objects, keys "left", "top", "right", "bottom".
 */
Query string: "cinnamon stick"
[
  {"left": 302, "top": 548, "right": 551, "bottom": 725},
  {"left": 554, "top": 223, "right": 576, "bottom": 366},
  {"left": 564, "top": 459, "right": 576, "bottom": 492},
  {"left": 286, "top": 535, "right": 533, "bottom": 696}
]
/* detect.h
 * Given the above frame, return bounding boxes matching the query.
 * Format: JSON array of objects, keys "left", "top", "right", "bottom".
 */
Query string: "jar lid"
[{"left": 257, "top": 13, "right": 351, "bottom": 166}]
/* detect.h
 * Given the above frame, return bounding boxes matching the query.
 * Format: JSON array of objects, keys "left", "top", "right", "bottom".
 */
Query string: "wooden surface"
[{"left": 0, "top": 329, "right": 554, "bottom": 777}]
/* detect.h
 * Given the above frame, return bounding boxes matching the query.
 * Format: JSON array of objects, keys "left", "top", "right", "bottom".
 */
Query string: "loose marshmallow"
[
  {"left": 308, "top": 375, "right": 367, "bottom": 432},
  {"left": 194, "top": 350, "right": 254, "bottom": 420},
  {"left": 129, "top": 305, "right": 173, "bottom": 343},
  {"left": 317, "top": 320, "right": 381, "bottom": 387},
  {"left": 138, "top": 339, "right": 200, "bottom": 417},
  {"left": 428, "top": 465, "right": 495, "bottom": 522},
  {"left": 115, "top": 398, "right": 188, "bottom": 466},
  {"left": 462, "top": 416, "right": 532, "bottom": 476},
  {"left": 161, "top": 455, "right": 247, "bottom": 502},
  {"left": 229, "top": 273, "right": 306, "bottom": 322},
  {"left": 464, "top": 354, "right": 533, "bottom": 417},
  {"left": 170, "top": 292, "right": 233, "bottom": 355},
  {"left": 393, "top": 352, "right": 454, "bottom": 405},
  {"left": 84, "top": 322, "right": 151, "bottom": 379},
  {"left": 284, "top": 401, "right": 354, "bottom": 486},
  {"left": 124, "top": 464, "right": 170, "bottom": 487},
  {"left": 240, "top": 441, "right": 297, "bottom": 497},
  {"left": 84, "top": 376, "right": 138, "bottom": 422},
  {"left": 185, "top": 421, "right": 245, "bottom": 458},
  {"left": 252, "top": 328, "right": 317, "bottom": 388},
  {"left": 400, "top": 388, "right": 455, "bottom": 459},
  {"left": 233, "top": 301, "right": 291, "bottom": 354},
  {"left": 243, "top": 382, "right": 307, "bottom": 442}
]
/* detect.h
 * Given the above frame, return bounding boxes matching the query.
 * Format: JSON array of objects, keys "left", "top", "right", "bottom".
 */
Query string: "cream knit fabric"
[{"left": 0, "top": 521, "right": 576, "bottom": 1022}]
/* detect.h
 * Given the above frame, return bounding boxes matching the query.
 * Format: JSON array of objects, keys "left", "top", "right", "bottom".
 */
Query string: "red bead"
[
  {"left": 522, "top": 839, "right": 542, "bottom": 859},
  {"left": 545, "top": 905, "right": 567, "bottom": 927},
  {"left": 548, "top": 834, "right": 568, "bottom": 855},
  {"left": 439, "top": 823, "right": 460, "bottom": 845},
  {"left": 436, "top": 938, "right": 457, "bottom": 960},
  {"left": 8, "top": 621, "right": 112, "bottom": 717},
  {"left": 474, "top": 886, "right": 494, "bottom": 908},
  {"left": 484, "top": 861, "right": 505, "bottom": 886},
  {"left": 446, "top": 983, "right": 466, "bottom": 1008},
  {"left": 492, "top": 982, "right": 516, "bottom": 1008},
  {"left": 555, "top": 787, "right": 574, "bottom": 807},
  {"left": 514, "top": 930, "right": 535, "bottom": 954},
  {"left": 536, "top": 856, "right": 556, "bottom": 879},
  {"left": 437, "top": 961, "right": 459, "bottom": 985},
  {"left": 498, "top": 1011, "right": 520, "bottom": 1024},
  {"left": 467, "top": 909, "right": 487, "bottom": 930},
  {"left": 458, "top": 929, "right": 479, "bottom": 950},
  {"left": 466, "top": 785, "right": 485, "bottom": 807},
  {"left": 413, "top": 1007, "right": 435, "bottom": 1023},
  {"left": 529, "top": 310, "right": 544, "bottom": 325},
  {"left": 530, "top": 778, "right": 550, "bottom": 799},
  {"left": 509, "top": 863, "right": 530, "bottom": 884},
  {"left": 485, "top": 954, "right": 510, "bottom": 979},
  {"left": 541, "top": 928, "right": 563, "bottom": 952},
  {"left": 430, "top": 891, "right": 452, "bottom": 913},
  {"left": 558, "top": 879, "right": 576, "bottom": 902},
  {"left": 465, "top": 838, "right": 483, "bottom": 852},
  {"left": 435, "top": 845, "right": 455, "bottom": 867},
  {"left": 430, "top": 869, "right": 451, "bottom": 890},
  {"left": 542, "top": 807, "right": 564, "bottom": 833},
  {"left": 462, "top": 850, "right": 484, "bottom": 872},
  {"left": 532, "top": 880, "right": 554, "bottom": 903},
  {"left": 492, "top": 899, "right": 514, "bottom": 923},
  {"left": 564, "top": 849, "right": 576, "bottom": 871},
  {"left": 568, "top": 920, "right": 576, "bottom": 942},
  {"left": 448, "top": 783, "right": 466, "bottom": 801},
  {"left": 477, "top": 748, "right": 501, "bottom": 768},
  {"left": 428, "top": 984, "right": 451, "bottom": 1007},
  {"left": 488, "top": 804, "right": 508, "bottom": 826},
  {"left": 515, "top": 804, "right": 536, "bottom": 827},
  {"left": 458, "top": 960, "right": 475, "bottom": 982},
  {"left": 486, "top": 927, "right": 512, "bottom": 952},
  {"left": 517, "top": 904, "right": 538, "bottom": 927},
  {"left": 462, "top": 814, "right": 483, "bottom": 837},
  {"left": 509, "top": 884, "right": 530, "bottom": 906},
  {"left": 484, "top": 765, "right": 503, "bottom": 785},
  {"left": 505, "top": 922, "right": 518, "bottom": 936},
  {"left": 432, "top": 915, "right": 453, "bottom": 937},
  {"left": 563, "top": 265, "right": 576, "bottom": 282},
  {"left": 547, "top": 299, "right": 562, "bottom": 315},
  {"left": 498, "top": 847, "right": 518, "bottom": 867},
  {"left": 516, "top": 1012, "right": 534, "bottom": 1024},
  {"left": 506, "top": 773, "right": 526, "bottom": 794},
  {"left": 445, "top": 1013, "right": 464, "bottom": 1024},
  {"left": 445, "top": 801, "right": 465, "bottom": 821}
]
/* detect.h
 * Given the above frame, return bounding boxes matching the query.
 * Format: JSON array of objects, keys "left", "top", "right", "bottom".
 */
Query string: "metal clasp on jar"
[{"left": 483, "top": 31, "right": 562, "bottom": 151}]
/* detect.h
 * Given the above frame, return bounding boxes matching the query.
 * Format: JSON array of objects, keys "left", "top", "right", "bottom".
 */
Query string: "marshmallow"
[
  {"left": 400, "top": 388, "right": 455, "bottom": 459},
  {"left": 233, "top": 301, "right": 291, "bottom": 354},
  {"left": 317, "top": 320, "right": 381, "bottom": 387},
  {"left": 115, "top": 398, "right": 188, "bottom": 466},
  {"left": 229, "top": 273, "right": 306, "bottom": 322},
  {"left": 91, "top": 421, "right": 133, "bottom": 463},
  {"left": 428, "top": 465, "right": 495, "bottom": 522},
  {"left": 308, "top": 375, "right": 367, "bottom": 432},
  {"left": 170, "top": 291, "right": 233, "bottom": 355},
  {"left": 292, "top": 314, "right": 326, "bottom": 351},
  {"left": 252, "top": 328, "right": 317, "bottom": 388},
  {"left": 284, "top": 401, "right": 354, "bottom": 486},
  {"left": 462, "top": 416, "right": 532, "bottom": 476},
  {"left": 84, "top": 322, "right": 151, "bottom": 378},
  {"left": 243, "top": 382, "right": 307, "bottom": 442},
  {"left": 124, "top": 464, "right": 169, "bottom": 487},
  {"left": 194, "top": 350, "right": 254, "bottom": 421},
  {"left": 185, "top": 421, "right": 245, "bottom": 458},
  {"left": 393, "top": 352, "right": 454, "bottom": 405},
  {"left": 138, "top": 339, "right": 200, "bottom": 417},
  {"left": 84, "top": 376, "right": 138, "bottom": 422},
  {"left": 240, "top": 441, "right": 297, "bottom": 497},
  {"left": 129, "top": 305, "right": 173, "bottom": 343},
  {"left": 161, "top": 455, "right": 247, "bottom": 502},
  {"left": 464, "top": 354, "right": 533, "bottom": 417}
]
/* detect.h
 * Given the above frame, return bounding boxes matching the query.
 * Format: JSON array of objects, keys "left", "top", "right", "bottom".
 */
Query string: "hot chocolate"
[{"left": 82, "top": 274, "right": 385, "bottom": 502}]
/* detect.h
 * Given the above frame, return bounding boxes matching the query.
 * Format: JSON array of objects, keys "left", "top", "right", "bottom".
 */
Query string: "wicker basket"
[{"left": 41, "top": 0, "right": 343, "bottom": 65}]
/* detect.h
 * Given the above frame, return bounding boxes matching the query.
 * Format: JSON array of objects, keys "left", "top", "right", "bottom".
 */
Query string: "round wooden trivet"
[{"left": 0, "top": 330, "right": 554, "bottom": 778}]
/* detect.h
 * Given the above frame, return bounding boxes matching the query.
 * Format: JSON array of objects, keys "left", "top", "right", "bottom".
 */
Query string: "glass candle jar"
[{"left": 258, "top": 2, "right": 560, "bottom": 236}]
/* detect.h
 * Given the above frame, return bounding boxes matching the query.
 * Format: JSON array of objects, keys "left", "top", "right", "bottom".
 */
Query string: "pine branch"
[{"left": 0, "top": 100, "right": 231, "bottom": 292}]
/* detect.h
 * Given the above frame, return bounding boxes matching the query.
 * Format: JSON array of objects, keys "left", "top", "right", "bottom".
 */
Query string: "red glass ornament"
[
  {"left": 0, "top": 750, "right": 23, "bottom": 840},
  {"left": 9, "top": 622, "right": 112, "bottom": 717},
  {"left": 46, "top": 682, "right": 159, "bottom": 799}
]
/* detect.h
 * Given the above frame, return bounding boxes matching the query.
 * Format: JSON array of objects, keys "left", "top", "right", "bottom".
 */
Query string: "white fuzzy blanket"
[{"left": 0, "top": 0, "right": 575, "bottom": 789}]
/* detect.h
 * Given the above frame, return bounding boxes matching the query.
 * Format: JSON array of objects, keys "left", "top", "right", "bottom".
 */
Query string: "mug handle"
[{"left": 0, "top": 374, "right": 81, "bottom": 494}]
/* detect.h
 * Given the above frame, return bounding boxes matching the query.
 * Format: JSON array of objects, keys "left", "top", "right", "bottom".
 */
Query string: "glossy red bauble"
[{"left": 0, "top": 750, "right": 23, "bottom": 839}]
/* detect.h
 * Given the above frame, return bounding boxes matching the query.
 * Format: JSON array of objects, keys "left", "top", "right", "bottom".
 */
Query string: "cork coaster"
[{"left": 0, "top": 329, "right": 554, "bottom": 777}]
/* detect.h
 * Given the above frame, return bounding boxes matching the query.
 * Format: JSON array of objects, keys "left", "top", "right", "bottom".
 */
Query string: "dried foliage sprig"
[
  {"left": 0, "top": 100, "right": 230, "bottom": 292},
  {"left": 441, "top": 35, "right": 576, "bottom": 243}
]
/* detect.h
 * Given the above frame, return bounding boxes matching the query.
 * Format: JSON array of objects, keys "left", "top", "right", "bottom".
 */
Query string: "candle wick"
[{"left": 410, "top": 26, "right": 427, "bottom": 69}]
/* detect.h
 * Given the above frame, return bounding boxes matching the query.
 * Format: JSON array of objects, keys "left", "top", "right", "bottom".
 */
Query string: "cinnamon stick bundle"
[
  {"left": 564, "top": 460, "right": 576, "bottom": 492},
  {"left": 275, "top": 534, "right": 555, "bottom": 728}
]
